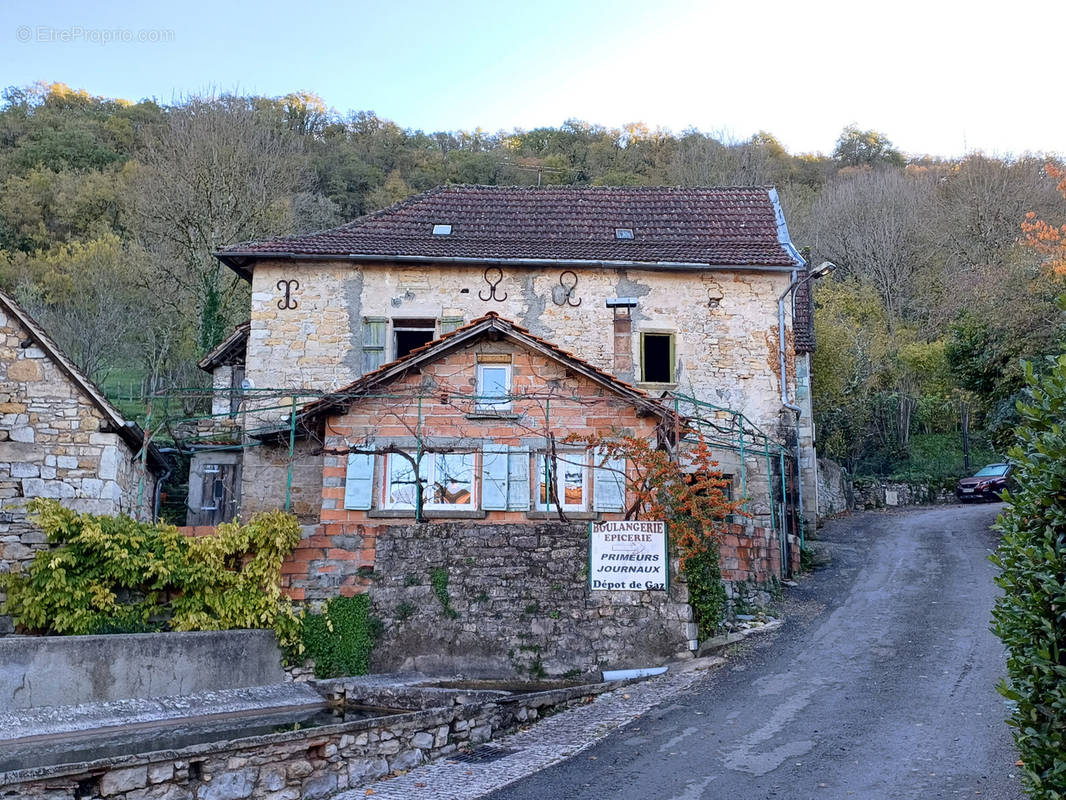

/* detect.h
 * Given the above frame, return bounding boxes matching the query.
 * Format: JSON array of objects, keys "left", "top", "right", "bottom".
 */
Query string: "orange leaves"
[{"left": 1021, "top": 162, "right": 1066, "bottom": 279}]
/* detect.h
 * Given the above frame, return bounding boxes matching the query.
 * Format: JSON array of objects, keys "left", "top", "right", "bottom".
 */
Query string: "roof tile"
[{"left": 218, "top": 185, "right": 800, "bottom": 268}]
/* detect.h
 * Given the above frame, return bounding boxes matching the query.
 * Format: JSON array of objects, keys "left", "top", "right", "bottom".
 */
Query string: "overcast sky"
[{"left": 2, "top": 0, "right": 1062, "bottom": 159}]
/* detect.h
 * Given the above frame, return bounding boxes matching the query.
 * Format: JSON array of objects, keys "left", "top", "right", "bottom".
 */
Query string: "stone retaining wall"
[
  {"left": 365, "top": 521, "right": 694, "bottom": 676},
  {"left": 4, "top": 680, "right": 614, "bottom": 799}
]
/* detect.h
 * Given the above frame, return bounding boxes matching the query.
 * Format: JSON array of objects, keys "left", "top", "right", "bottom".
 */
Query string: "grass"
[{"left": 881, "top": 432, "right": 999, "bottom": 483}]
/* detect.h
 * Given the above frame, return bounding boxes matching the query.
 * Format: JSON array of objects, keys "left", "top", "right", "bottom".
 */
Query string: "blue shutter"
[
  {"left": 593, "top": 448, "right": 626, "bottom": 512},
  {"left": 481, "top": 445, "right": 509, "bottom": 510},
  {"left": 344, "top": 452, "right": 374, "bottom": 510},
  {"left": 507, "top": 447, "right": 530, "bottom": 510}
]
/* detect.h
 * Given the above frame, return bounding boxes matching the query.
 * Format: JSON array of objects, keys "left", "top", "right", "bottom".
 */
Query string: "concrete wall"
[{"left": 0, "top": 630, "right": 284, "bottom": 711}]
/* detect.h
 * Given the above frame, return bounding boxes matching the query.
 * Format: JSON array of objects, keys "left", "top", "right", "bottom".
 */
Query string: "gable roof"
[
  {"left": 284, "top": 312, "right": 676, "bottom": 431},
  {"left": 0, "top": 289, "right": 166, "bottom": 472},
  {"left": 199, "top": 322, "right": 249, "bottom": 372},
  {"left": 216, "top": 185, "right": 805, "bottom": 278}
]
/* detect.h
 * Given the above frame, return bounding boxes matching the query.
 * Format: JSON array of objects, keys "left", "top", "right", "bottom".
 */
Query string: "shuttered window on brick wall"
[
  {"left": 592, "top": 447, "right": 626, "bottom": 512},
  {"left": 481, "top": 444, "right": 530, "bottom": 511},
  {"left": 362, "top": 317, "right": 386, "bottom": 373},
  {"left": 344, "top": 452, "right": 374, "bottom": 510}
]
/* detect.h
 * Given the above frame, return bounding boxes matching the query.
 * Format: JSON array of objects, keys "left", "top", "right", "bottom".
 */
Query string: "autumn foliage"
[
  {"left": 1021, "top": 164, "right": 1066, "bottom": 278},
  {"left": 567, "top": 431, "right": 746, "bottom": 635}
]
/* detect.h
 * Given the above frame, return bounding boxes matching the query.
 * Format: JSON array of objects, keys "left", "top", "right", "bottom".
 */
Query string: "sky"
[{"left": 1, "top": 0, "right": 1063, "bottom": 159}]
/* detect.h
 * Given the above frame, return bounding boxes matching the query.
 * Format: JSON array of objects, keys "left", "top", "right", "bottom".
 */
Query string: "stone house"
[
  {"left": 206, "top": 185, "right": 817, "bottom": 533},
  {"left": 258, "top": 312, "right": 797, "bottom": 673},
  {"left": 0, "top": 289, "right": 165, "bottom": 632}
]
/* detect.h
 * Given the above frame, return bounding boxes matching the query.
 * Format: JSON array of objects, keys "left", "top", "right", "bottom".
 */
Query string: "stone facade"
[
  {"left": 238, "top": 260, "right": 814, "bottom": 529},
  {"left": 0, "top": 295, "right": 161, "bottom": 633}
]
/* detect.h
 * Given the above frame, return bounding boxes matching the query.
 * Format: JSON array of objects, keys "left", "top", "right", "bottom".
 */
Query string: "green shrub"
[
  {"left": 991, "top": 356, "right": 1066, "bottom": 798},
  {"left": 299, "top": 594, "right": 381, "bottom": 678},
  {"left": 1, "top": 499, "right": 302, "bottom": 648}
]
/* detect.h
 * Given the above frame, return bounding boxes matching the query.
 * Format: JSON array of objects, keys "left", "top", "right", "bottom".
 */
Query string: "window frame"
[
  {"left": 475, "top": 363, "right": 513, "bottom": 412},
  {"left": 534, "top": 450, "right": 589, "bottom": 512},
  {"left": 639, "top": 331, "right": 676, "bottom": 384},
  {"left": 382, "top": 450, "right": 477, "bottom": 511}
]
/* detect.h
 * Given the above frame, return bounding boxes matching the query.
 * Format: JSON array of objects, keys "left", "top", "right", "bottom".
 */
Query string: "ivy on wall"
[{"left": 299, "top": 595, "right": 381, "bottom": 678}]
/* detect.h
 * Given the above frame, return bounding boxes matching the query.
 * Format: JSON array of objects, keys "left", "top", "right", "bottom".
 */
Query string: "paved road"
[{"left": 488, "top": 504, "right": 1022, "bottom": 800}]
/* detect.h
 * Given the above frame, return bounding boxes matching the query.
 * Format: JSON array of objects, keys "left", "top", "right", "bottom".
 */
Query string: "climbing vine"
[
  {"left": 2, "top": 499, "right": 303, "bottom": 648},
  {"left": 299, "top": 594, "right": 382, "bottom": 678},
  {"left": 566, "top": 431, "right": 744, "bottom": 637}
]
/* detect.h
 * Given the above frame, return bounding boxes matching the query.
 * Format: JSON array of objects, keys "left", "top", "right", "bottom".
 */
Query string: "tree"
[
  {"left": 991, "top": 353, "right": 1066, "bottom": 798},
  {"left": 1021, "top": 162, "right": 1066, "bottom": 278},
  {"left": 128, "top": 95, "right": 309, "bottom": 354},
  {"left": 1, "top": 235, "right": 149, "bottom": 382},
  {"left": 832, "top": 124, "right": 905, "bottom": 168},
  {"left": 809, "top": 168, "right": 931, "bottom": 325}
]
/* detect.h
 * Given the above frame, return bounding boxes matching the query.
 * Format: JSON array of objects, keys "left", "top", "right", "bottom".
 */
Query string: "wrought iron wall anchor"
[
  {"left": 552, "top": 270, "right": 581, "bottom": 306},
  {"left": 276, "top": 279, "right": 299, "bottom": 310},
  {"left": 479, "top": 267, "right": 507, "bottom": 302}
]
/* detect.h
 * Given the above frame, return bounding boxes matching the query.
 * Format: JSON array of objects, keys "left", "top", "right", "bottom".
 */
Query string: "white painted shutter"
[
  {"left": 593, "top": 448, "right": 626, "bottom": 512},
  {"left": 344, "top": 453, "right": 374, "bottom": 510},
  {"left": 481, "top": 445, "right": 509, "bottom": 510},
  {"left": 506, "top": 447, "right": 530, "bottom": 510}
]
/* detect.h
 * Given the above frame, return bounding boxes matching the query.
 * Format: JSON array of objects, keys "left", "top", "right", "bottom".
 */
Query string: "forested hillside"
[{"left": 1, "top": 82, "right": 1063, "bottom": 479}]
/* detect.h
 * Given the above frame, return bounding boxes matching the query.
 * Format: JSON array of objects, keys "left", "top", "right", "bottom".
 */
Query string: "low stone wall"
[
  {"left": 817, "top": 457, "right": 956, "bottom": 519},
  {"left": 0, "top": 630, "right": 284, "bottom": 711},
  {"left": 3, "top": 680, "right": 614, "bottom": 799}
]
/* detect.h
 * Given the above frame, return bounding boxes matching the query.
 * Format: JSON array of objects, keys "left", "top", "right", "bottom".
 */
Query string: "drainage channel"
[{"left": 0, "top": 704, "right": 404, "bottom": 773}]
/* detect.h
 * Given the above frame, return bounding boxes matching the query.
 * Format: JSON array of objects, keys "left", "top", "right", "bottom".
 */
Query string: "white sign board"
[{"left": 589, "top": 520, "right": 668, "bottom": 591}]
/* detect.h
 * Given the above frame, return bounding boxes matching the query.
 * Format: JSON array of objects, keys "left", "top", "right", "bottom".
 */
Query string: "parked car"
[{"left": 955, "top": 463, "right": 1011, "bottom": 502}]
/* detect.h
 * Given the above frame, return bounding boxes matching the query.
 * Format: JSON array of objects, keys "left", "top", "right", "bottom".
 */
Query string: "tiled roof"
[
  {"left": 292, "top": 312, "right": 675, "bottom": 427},
  {"left": 217, "top": 185, "right": 803, "bottom": 272},
  {"left": 198, "top": 322, "right": 249, "bottom": 372}
]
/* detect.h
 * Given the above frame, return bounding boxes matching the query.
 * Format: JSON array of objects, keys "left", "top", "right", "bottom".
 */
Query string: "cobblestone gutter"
[{"left": 2, "top": 679, "right": 619, "bottom": 799}]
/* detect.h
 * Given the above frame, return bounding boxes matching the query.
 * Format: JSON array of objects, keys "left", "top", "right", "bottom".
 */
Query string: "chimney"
[{"left": 606, "top": 298, "right": 637, "bottom": 377}]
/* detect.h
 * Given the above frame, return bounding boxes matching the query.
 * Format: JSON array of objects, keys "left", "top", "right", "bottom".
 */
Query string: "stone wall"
[
  {"left": 370, "top": 522, "right": 694, "bottom": 676},
  {"left": 0, "top": 309, "right": 156, "bottom": 633},
  {"left": 3, "top": 680, "right": 614, "bottom": 799},
  {"left": 816, "top": 457, "right": 956, "bottom": 518},
  {"left": 241, "top": 437, "right": 323, "bottom": 522}
]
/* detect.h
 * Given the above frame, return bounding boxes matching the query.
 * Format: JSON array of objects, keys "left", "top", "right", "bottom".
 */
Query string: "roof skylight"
[
  {"left": 615, "top": 228, "right": 634, "bottom": 240},
  {"left": 432, "top": 224, "right": 452, "bottom": 236}
]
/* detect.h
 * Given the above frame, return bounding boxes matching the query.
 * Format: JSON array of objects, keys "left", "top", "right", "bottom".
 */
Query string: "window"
[
  {"left": 393, "top": 318, "right": 436, "bottom": 359},
  {"left": 432, "top": 224, "right": 452, "bottom": 235},
  {"left": 383, "top": 451, "right": 476, "bottom": 510},
  {"left": 615, "top": 227, "right": 634, "bottom": 240},
  {"left": 476, "top": 364, "right": 512, "bottom": 411},
  {"left": 362, "top": 317, "right": 386, "bottom": 373},
  {"left": 640, "top": 332, "right": 675, "bottom": 383},
  {"left": 535, "top": 452, "right": 588, "bottom": 511}
]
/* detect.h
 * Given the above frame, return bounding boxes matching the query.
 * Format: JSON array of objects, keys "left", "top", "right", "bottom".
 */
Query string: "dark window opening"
[
  {"left": 393, "top": 319, "right": 436, "bottom": 359},
  {"left": 641, "top": 333, "right": 673, "bottom": 383}
]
